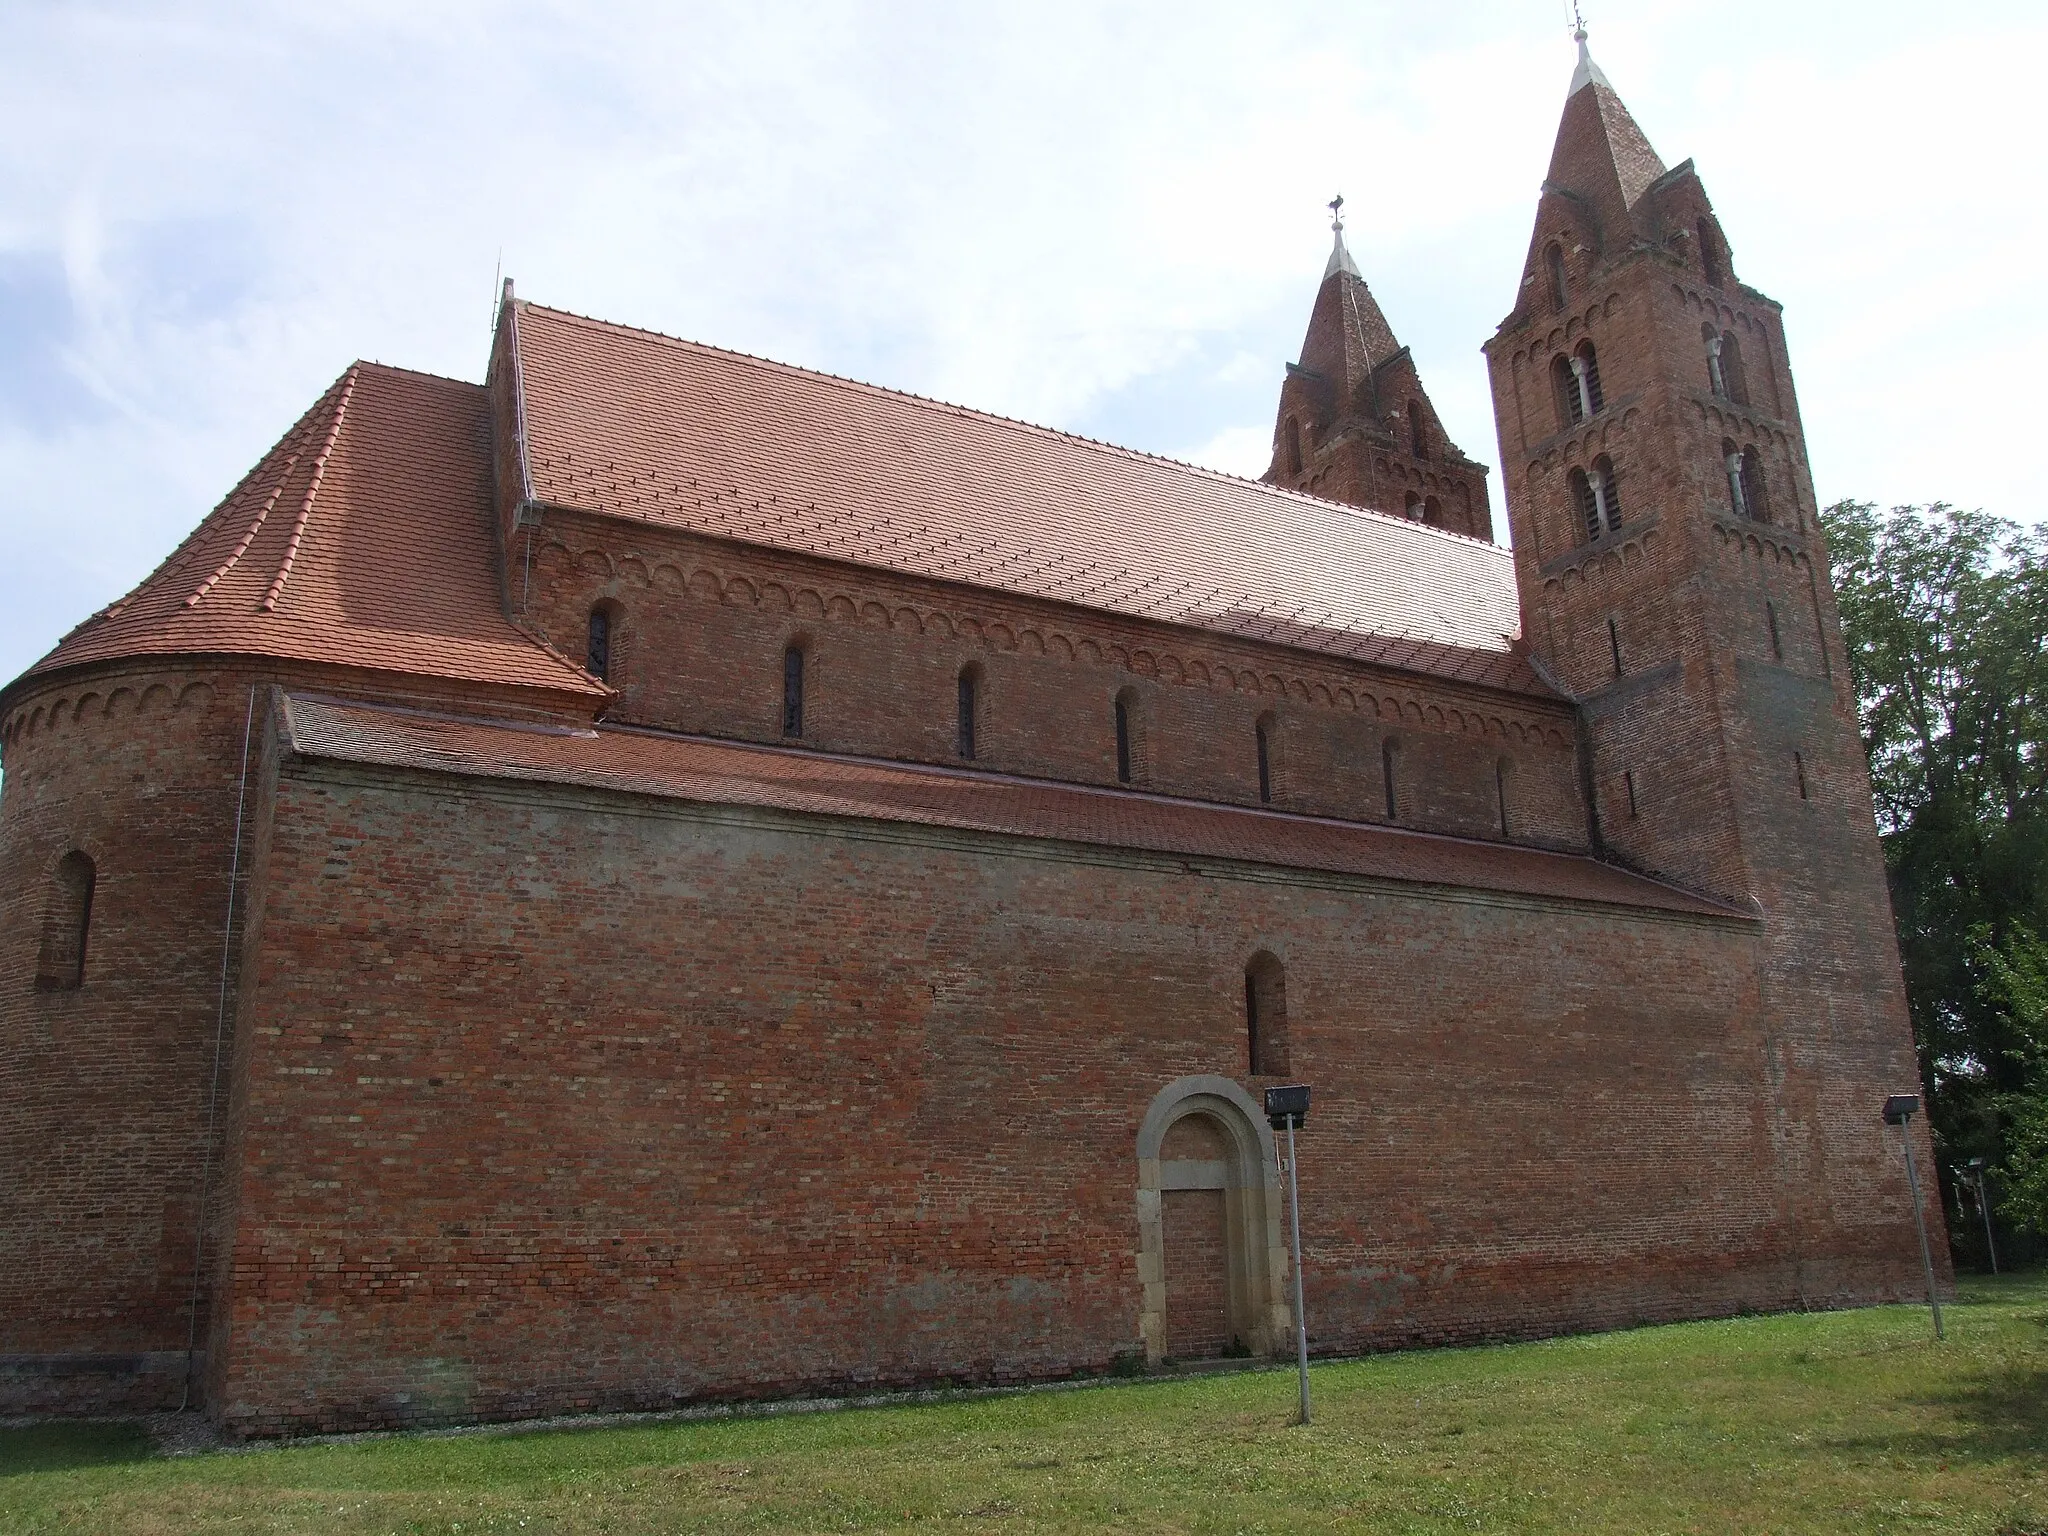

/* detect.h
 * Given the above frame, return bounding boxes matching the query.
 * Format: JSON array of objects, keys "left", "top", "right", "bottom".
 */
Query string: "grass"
[{"left": 2, "top": 1274, "right": 2045, "bottom": 1535}]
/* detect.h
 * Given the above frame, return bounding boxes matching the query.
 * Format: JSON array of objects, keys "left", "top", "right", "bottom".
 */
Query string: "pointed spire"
[
  {"left": 1544, "top": 21, "right": 1666, "bottom": 223},
  {"left": 1568, "top": 25, "right": 1611, "bottom": 96},
  {"left": 1323, "top": 194, "right": 1361, "bottom": 280},
  {"left": 1296, "top": 198, "right": 1401, "bottom": 406}
]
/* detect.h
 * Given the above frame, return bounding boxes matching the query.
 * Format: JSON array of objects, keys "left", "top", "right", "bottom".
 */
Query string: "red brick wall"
[
  {"left": 201, "top": 744, "right": 1936, "bottom": 1436},
  {"left": 0, "top": 662, "right": 595, "bottom": 1414},
  {"left": 512, "top": 513, "right": 1589, "bottom": 853}
]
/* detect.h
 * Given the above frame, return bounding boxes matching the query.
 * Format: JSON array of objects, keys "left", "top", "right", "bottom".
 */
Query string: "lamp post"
[
  {"left": 1967, "top": 1156, "right": 1999, "bottom": 1275},
  {"left": 1882, "top": 1094, "right": 1944, "bottom": 1341},
  {"left": 1264, "top": 1084, "right": 1312, "bottom": 1426}
]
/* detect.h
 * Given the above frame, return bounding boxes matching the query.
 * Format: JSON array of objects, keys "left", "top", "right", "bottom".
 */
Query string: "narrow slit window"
[
  {"left": 1794, "top": 751, "right": 1810, "bottom": 800},
  {"left": 1698, "top": 217, "right": 1724, "bottom": 288},
  {"left": 1766, "top": 601, "right": 1783, "bottom": 660},
  {"left": 1282, "top": 417, "right": 1303, "bottom": 477},
  {"left": 1496, "top": 759, "right": 1511, "bottom": 837},
  {"left": 1408, "top": 401, "right": 1429, "bottom": 459},
  {"left": 586, "top": 606, "right": 612, "bottom": 682},
  {"left": 1245, "top": 953, "right": 1289, "bottom": 1074},
  {"left": 956, "top": 667, "right": 978, "bottom": 759},
  {"left": 1608, "top": 617, "right": 1624, "bottom": 678},
  {"left": 1382, "top": 739, "right": 1399, "bottom": 821},
  {"left": 782, "top": 645, "right": 805, "bottom": 737},
  {"left": 1546, "top": 242, "right": 1568, "bottom": 310},
  {"left": 35, "top": 850, "right": 96, "bottom": 991},
  {"left": 1114, "top": 695, "right": 1132, "bottom": 784},
  {"left": 1255, "top": 720, "right": 1273, "bottom": 804},
  {"left": 1625, "top": 770, "right": 1639, "bottom": 819}
]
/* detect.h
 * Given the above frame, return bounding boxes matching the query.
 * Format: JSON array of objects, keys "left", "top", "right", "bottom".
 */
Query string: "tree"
[{"left": 1822, "top": 501, "right": 2048, "bottom": 1246}]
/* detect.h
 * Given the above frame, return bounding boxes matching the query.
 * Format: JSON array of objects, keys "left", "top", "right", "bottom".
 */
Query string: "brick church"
[{"left": 1, "top": 35, "right": 1942, "bottom": 1435}]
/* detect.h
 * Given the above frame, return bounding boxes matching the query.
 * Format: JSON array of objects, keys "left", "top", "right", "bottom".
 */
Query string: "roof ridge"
[
  {"left": 261, "top": 366, "right": 358, "bottom": 613},
  {"left": 516, "top": 300, "right": 1503, "bottom": 555}
]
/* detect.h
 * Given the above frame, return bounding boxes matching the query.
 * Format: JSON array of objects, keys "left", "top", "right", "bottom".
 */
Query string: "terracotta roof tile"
[
  {"left": 13, "top": 365, "right": 606, "bottom": 704},
  {"left": 281, "top": 692, "right": 1742, "bottom": 920},
  {"left": 511, "top": 304, "right": 1548, "bottom": 696}
]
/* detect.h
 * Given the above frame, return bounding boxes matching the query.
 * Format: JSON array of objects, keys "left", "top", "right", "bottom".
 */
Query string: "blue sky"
[{"left": 2, "top": 0, "right": 2043, "bottom": 692}]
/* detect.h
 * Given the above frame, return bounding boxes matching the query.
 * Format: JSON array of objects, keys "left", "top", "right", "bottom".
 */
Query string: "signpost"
[
  {"left": 1264, "top": 1084, "right": 1312, "bottom": 1425},
  {"left": 1882, "top": 1093, "right": 1944, "bottom": 1341},
  {"left": 1966, "top": 1156, "right": 1999, "bottom": 1274}
]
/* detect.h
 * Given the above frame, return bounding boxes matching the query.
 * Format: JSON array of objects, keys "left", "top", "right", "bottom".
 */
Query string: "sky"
[{"left": 2, "top": 0, "right": 2044, "bottom": 693}]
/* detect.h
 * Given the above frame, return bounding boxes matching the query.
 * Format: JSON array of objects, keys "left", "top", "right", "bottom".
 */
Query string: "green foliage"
[
  {"left": 1824, "top": 500, "right": 2048, "bottom": 1237},
  {"left": 4, "top": 1278, "right": 2045, "bottom": 1533}
]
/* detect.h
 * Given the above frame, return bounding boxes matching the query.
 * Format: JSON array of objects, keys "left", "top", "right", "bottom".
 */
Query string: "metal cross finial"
[
  {"left": 1329, "top": 194, "right": 1345, "bottom": 234},
  {"left": 1570, "top": 0, "right": 1587, "bottom": 41}
]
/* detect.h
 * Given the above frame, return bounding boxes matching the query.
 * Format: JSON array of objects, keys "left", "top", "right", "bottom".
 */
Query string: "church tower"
[
  {"left": 1265, "top": 202, "right": 1493, "bottom": 540},
  {"left": 1486, "top": 33, "right": 1941, "bottom": 1300}
]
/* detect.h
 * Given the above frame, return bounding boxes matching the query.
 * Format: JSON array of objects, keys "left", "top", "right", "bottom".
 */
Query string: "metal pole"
[
  {"left": 1898, "top": 1118, "right": 1944, "bottom": 1340},
  {"left": 1976, "top": 1169, "right": 1999, "bottom": 1275},
  {"left": 1285, "top": 1117, "right": 1310, "bottom": 1425}
]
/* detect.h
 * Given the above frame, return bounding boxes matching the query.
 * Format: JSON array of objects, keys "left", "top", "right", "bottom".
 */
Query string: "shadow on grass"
[
  {"left": 1834, "top": 1366, "right": 2048, "bottom": 1465},
  {"left": 0, "top": 1421, "right": 158, "bottom": 1477}
]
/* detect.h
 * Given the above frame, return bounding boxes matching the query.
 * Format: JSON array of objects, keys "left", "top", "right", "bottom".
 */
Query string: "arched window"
[
  {"left": 1255, "top": 714, "right": 1274, "bottom": 804},
  {"left": 1282, "top": 416, "right": 1303, "bottom": 477},
  {"left": 1545, "top": 242, "right": 1568, "bottom": 310},
  {"left": 1423, "top": 495, "right": 1443, "bottom": 526},
  {"left": 1587, "top": 454, "right": 1621, "bottom": 539},
  {"left": 1702, "top": 323, "right": 1726, "bottom": 396},
  {"left": 1574, "top": 341, "right": 1605, "bottom": 415},
  {"left": 1114, "top": 688, "right": 1136, "bottom": 785},
  {"left": 1404, "top": 490, "right": 1422, "bottom": 519},
  {"left": 1698, "top": 217, "right": 1725, "bottom": 288},
  {"left": 957, "top": 664, "right": 980, "bottom": 759},
  {"left": 1720, "top": 331, "right": 1750, "bottom": 406},
  {"left": 585, "top": 604, "right": 614, "bottom": 682},
  {"left": 1552, "top": 354, "right": 1580, "bottom": 430},
  {"left": 1408, "top": 401, "right": 1429, "bottom": 460},
  {"left": 36, "top": 850, "right": 96, "bottom": 991},
  {"left": 781, "top": 644, "right": 806, "bottom": 737},
  {"left": 1723, "top": 438, "right": 1749, "bottom": 519},
  {"left": 1740, "top": 444, "right": 1770, "bottom": 524},
  {"left": 1496, "top": 758, "right": 1512, "bottom": 837},
  {"left": 1245, "top": 952, "right": 1289, "bottom": 1075},
  {"left": 1381, "top": 737, "right": 1400, "bottom": 821}
]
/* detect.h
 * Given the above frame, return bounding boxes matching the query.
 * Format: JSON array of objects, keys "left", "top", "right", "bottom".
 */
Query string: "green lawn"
[{"left": 4, "top": 1274, "right": 2045, "bottom": 1535}]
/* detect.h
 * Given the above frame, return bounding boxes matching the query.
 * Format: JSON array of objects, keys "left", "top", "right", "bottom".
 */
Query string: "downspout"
[{"left": 178, "top": 684, "right": 258, "bottom": 1412}]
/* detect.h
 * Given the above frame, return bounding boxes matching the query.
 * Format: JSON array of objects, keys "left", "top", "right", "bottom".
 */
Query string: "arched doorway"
[{"left": 1135, "top": 1075, "right": 1290, "bottom": 1363}]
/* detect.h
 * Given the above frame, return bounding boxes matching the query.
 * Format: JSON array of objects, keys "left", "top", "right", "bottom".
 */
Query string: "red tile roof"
[
  {"left": 11, "top": 365, "right": 606, "bottom": 704},
  {"left": 511, "top": 303, "right": 1548, "bottom": 696},
  {"left": 280, "top": 692, "right": 1742, "bottom": 920}
]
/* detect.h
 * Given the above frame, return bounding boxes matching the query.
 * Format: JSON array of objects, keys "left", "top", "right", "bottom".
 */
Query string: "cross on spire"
[{"left": 1329, "top": 194, "right": 1345, "bottom": 234}]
